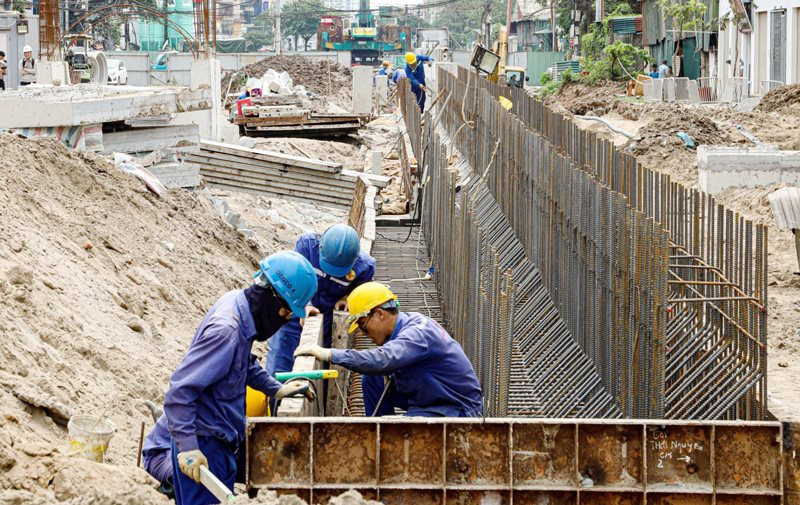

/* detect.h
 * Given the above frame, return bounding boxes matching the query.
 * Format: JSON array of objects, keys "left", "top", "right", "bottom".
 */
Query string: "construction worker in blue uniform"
[
  {"left": 164, "top": 251, "right": 318, "bottom": 505},
  {"left": 295, "top": 282, "right": 484, "bottom": 417},
  {"left": 374, "top": 60, "right": 391, "bottom": 87},
  {"left": 404, "top": 52, "right": 434, "bottom": 113},
  {"left": 265, "top": 225, "right": 375, "bottom": 387}
]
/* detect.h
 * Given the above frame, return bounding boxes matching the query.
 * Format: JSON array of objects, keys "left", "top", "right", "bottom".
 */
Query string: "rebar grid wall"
[
  {"left": 403, "top": 66, "right": 767, "bottom": 420},
  {"left": 421, "top": 121, "right": 621, "bottom": 418},
  {"left": 476, "top": 69, "right": 767, "bottom": 420}
]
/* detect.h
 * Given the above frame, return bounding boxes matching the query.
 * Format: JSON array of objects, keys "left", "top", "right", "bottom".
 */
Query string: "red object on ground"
[{"left": 237, "top": 98, "right": 252, "bottom": 116}]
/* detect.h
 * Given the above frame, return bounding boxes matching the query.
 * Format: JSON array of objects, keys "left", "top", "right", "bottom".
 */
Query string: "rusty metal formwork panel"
[{"left": 246, "top": 418, "right": 783, "bottom": 503}]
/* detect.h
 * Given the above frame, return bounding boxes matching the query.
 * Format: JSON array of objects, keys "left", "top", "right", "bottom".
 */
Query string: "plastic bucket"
[{"left": 67, "top": 415, "right": 117, "bottom": 463}]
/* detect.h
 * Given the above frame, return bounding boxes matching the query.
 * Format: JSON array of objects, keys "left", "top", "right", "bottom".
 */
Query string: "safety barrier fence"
[{"left": 401, "top": 66, "right": 767, "bottom": 420}]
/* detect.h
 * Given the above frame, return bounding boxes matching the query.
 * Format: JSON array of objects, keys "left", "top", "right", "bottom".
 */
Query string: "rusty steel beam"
[{"left": 246, "top": 417, "right": 784, "bottom": 503}]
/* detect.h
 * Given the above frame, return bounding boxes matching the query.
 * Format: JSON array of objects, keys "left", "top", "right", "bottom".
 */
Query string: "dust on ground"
[
  {"left": 0, "top": 132, "right": 316, "bottom": 501},
  {"left": 546, "top": 84, "right": 800, "bottom": 415},
  {"left": 222, "top": 55, "right": 353, "bottom": 111}
]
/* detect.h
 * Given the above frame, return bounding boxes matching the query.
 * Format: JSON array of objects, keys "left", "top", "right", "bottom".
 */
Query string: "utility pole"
[{"left": 273, "top": 0, "right": 281, "bottom": 54}]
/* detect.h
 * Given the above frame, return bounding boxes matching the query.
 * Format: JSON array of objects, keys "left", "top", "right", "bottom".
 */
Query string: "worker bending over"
[
  {"left": 404, "top": 52, "right": 433, "bottom": 113},
  {"left": 266, "top": 225, "right": 375, "bottom": 381},
  {"left": 164, "top": 251, "right": 318, "bottom": 505},
  {"left": 374, "top": 60, "right": 391, "bottom": 87},
  {"left": 295, "top": 282, "right": 483, "bottom": 417}
]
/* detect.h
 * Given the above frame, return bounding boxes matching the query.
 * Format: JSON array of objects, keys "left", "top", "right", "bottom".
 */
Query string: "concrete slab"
[
  {"left": 0, "top": 84, "right": 212, "bottom": 129},
  {"left": 352, "top": 66, "right": 373, "bottom": 114},
  {"left": 101, "top": 124, "right": 201, "bottom": 154},
  {"left": 698, "top": 145, "right": 800, "bottom": 194}
]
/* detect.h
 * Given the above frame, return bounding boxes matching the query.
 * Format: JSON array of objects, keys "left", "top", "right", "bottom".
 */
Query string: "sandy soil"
[
  {"left": 547, "top": 86, "right": 800, "bottom": 415},
  {"left": 0, "top": 131, "right": 373, "bottom": 502}
]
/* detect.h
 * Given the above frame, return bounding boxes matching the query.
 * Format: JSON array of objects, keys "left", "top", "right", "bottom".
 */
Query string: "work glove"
[
  {"left": 275, "top": 380, "right": 316, "bottom": 401},
  {"left": 334, "top": 298, "right": 348, "bottom": 311},
  {"left": 294, "top": 344, "right": 332, "bottom": 363},
  {"left": 177, "top": 449, "right": 208, "bottom": 483}
]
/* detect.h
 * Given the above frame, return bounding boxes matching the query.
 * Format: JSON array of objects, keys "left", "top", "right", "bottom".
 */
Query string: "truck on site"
[{"left": 317, "top": 0, "right": 410, "bottom": 65}]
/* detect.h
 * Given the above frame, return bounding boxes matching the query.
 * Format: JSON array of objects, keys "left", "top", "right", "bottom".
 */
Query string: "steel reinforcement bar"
[
  {"left": 416, "top": 67, "right": 767, "bottom": 420},
  {"left": 470, "top": 67, "right": 767, "bottom": 420},
  {"left": 412, "top": 72, "right": 668, "bottom": 418},
  {"left": 420, "top": 120, "right": 620, "bottom": 418},
  {"left": 246, "top": 417, "right": 785, "bottom": 503}
]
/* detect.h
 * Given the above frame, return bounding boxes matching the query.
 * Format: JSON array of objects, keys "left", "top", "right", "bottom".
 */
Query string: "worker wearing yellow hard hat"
[
  {"left": 403, "top": 52, "right": 433, "bottom": 112},
  {"left": 295, "top": 282, "right": 484, "bottom": 417},
  {"left": 375, "top": 60, "right": 392, "bottom": 86}
]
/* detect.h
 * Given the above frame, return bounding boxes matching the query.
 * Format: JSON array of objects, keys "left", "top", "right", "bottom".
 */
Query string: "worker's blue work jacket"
[
  {"left": 164, "top": 290, "right": 283, "bottom": 453},
  {"left": 405, "top": 55, "right": 433, "bottom": 93},
  {"left": 266, "top": 233, "right": 375, "bottom": 375},
  {"left": 331, "top": 311, "right": 484, "bottom": 417}
]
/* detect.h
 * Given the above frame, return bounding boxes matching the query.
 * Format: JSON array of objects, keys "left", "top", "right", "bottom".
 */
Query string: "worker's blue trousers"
[
  {"left": 362, "top": 375, "right": 473, "bottom": 417},
  {"left": 266, "top": 312, "right": 333, "bottom": 412},
  {"left": 171, "top": 436, "right": 236, "bottom": 505}
]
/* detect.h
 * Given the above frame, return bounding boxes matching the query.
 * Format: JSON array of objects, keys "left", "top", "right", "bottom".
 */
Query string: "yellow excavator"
[{"left": 484, "top": 26, "right": 527, "bottom": 89}]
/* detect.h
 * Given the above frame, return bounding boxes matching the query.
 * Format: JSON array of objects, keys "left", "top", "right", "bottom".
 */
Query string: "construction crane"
[{"left": 318, "top": 0, "right": 410, "bottom": 66}]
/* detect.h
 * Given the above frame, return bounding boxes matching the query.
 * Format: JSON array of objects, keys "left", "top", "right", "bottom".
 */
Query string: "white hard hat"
[{"left": 23, "top": 45, "right": 32, "bottom": 53}]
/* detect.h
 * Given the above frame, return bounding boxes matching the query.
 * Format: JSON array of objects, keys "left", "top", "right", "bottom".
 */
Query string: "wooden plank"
[
  {"left": 340, "top": 169, "right": 391, "bottom": 189},
  {"left": 187, "top": 151, "right": 359, "bottom": 188},
  {"left": 198, "top": 163, "right": 355, "bottom": 198},
  {"left": 204, "top": 180, "right": 349, "bottom": 210},
  {"left": 200, "top": 140, "right": 341, "bottom": 172},
  {"left": 202, "top": 173, "right": 352, "bottom": 207},
  {"left": 234, "top": 114, "right": 311, "bottom": 126},
  {"left": 192, "top": 150, "right": 358, "bottom": 183}
]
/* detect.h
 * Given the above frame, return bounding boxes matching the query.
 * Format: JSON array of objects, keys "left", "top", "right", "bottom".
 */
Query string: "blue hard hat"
[
  {"left": 319, "top": 224, "right": 360, "bottom": 278},
  {"left": 257, "top": 251, "right": 317, "bottom": 318}
]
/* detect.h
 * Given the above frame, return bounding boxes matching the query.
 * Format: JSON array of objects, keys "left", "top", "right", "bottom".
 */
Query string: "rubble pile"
[{"left": 222, "top": 55, "right": 353, "bottom": 110}]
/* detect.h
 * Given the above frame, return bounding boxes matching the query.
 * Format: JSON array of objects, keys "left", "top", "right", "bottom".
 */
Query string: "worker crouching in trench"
[{"left": 295, "top": 282, "right": 484, "bottom": 417}]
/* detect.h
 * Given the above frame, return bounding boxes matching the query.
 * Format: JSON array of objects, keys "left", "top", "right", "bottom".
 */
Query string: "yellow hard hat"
[
  {"left": 382, "top": 60, "right": 390, "bottom": 67},
  {"left": 246, "top": 386, "right": 267, "bottom": 417},
  {"left": 404, "top": 52, "right": 417, "bottom": 65},
  {"left": 346, "top": 282, "right": 398, "bottom": 333}
]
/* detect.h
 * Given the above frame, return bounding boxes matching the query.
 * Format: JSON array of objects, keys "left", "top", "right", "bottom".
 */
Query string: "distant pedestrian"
[
  {"left": 658, "top": 60, "right": 669, "bottom": 79},
  {"left": 649, "top": 63, "right": 659, "bottom": 79},
  {"left": 0, "top": 51, "right": 7, "bottom": 91},
  {"left": 19, "top": 45, "right": 36, "bottom": 86}
]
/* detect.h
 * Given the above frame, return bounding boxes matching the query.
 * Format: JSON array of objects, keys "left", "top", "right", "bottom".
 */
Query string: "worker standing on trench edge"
[
  {"left": 404, "top": 52, "right": 434, "bottom": 113},
  {"left": 164, "top": 251, "right": 318, "bottom": 505},
  {"left": 265, "top": 224, "right": 375, "bottom": 411},
  {"left": 294, "top": 282, "right": 484, "bottom": 417}
]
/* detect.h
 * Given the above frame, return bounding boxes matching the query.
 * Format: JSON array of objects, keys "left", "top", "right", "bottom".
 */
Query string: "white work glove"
[
  {"left": 275, "top": 380, "right": 316, "bottom": 401},
  {"left": 294, "top": 344, "right": 332, "bottom": 363},
  {"left": 177, "top": 449, "right": 208, "bottom": 483},
  {"left": 334, "top": 298, "right": 348, "bottom": 311}
]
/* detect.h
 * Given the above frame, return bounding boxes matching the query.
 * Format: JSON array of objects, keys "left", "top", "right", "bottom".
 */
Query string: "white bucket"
[{"left": 67, "top": 415, "right": 117, "bottom": 463}]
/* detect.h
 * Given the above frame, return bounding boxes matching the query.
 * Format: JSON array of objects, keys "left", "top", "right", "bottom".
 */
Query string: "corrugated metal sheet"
[
  {"left": 769, "top": 187, "right": 800, "bottom": 230},
  {"left": 611, "top": 16, "right": 639, "bottom": 35},
  {"left": 526, "top": 51, "right": 566, "bottom": 84}
]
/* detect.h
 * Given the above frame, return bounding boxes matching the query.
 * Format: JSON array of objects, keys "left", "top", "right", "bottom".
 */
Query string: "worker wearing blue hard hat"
[
  {"left": 404, "top": 52, "right": 434, "bottom": 112},
  {"left": 265, "top": 225, "right": 375, "bottom": 407},
  {"left": 163, "top": 251, "right": 318, "bottom": 505},
  {"left": 295, "top": 282, "right": 484, "bottom": 417}
]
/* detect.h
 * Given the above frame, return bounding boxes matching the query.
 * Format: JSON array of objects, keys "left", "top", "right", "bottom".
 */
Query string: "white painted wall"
[{"left": 718, "top": 0, "right": 800, "bottom": 95}]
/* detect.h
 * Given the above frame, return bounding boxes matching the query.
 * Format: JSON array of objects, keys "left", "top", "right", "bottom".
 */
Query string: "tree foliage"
[
  {"left": 245, "top": 11, "right": 274, "bottom": 51},
  {"left": 657, "top": 0, "right": 707, "bottom": 33},
  {"left": 433, "top": 0, "right": 507, "bottom": 49},
  {"left": 578, "top": 4, "right": 649, "bottom": 85},
  {"left": 282, "top": 0, "right": 326, "bottom": 51}
]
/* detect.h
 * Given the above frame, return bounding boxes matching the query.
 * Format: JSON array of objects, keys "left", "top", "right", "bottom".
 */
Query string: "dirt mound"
[
  {"left": 0, "top": 133, "right": 264, "bottom": 500},
  {"left": 627, "top": 105, "right": 734, "bottom": 156},
  {"left": 756, "top": 83, "right": 800, "bottom": 113},
  {"left": 222, "top": 55, "right": 352, "bottom": 110},
  {"left": 545, "top": 80, "right": 626, "bottom": 115}
]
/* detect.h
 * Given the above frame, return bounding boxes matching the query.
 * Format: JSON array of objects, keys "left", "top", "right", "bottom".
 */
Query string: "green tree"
[
  {"left": 433, "top": 0, "right": 507, "bottom": 49},
  {"left": 282, "top": 0, "right": 326, "bottom": 51},
  {"left": 245, "top": 11, "right": 275, "bottom": 51},
  {"left": 656, "top": 0, "right": 708, "bottom": 58}
]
